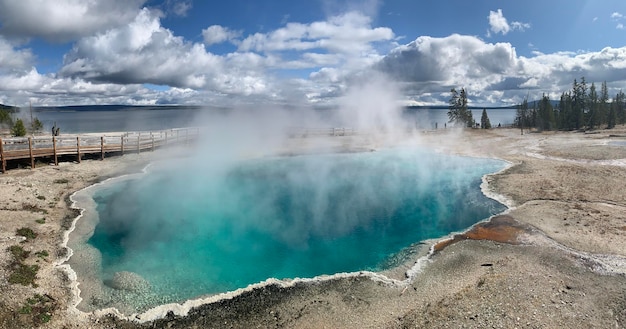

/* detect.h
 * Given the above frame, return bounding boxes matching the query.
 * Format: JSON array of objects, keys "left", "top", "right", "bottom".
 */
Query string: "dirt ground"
[{"left": 0, "top": 126, "right": 625, "bottom": 328}]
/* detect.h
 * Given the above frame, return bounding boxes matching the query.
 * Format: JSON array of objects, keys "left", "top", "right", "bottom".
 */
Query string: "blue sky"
[{"left": 0, "top": 0, "right": 625, "bottom": 107}]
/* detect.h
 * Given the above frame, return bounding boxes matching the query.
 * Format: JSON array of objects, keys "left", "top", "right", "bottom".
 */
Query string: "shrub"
[
  {"left": 16, "top": 227, "right": 37, "bottom": 240},
  {"left": 35, "top": 250, "right": 49, "bottom": 259},
  {"left": 53, "top": 178, "right": 69, "bottom": 184},
  {"left": 8, "top": 263, "right": 39, "bottom": 287},
  {"left": 8, "top": 245, "right": 30, "bottom": 262},
  {"left": 20, "top": 294, "right": 56, "bottom": 325},
  {"left": 11, "top": 118, "right": 27, "bottom": 137}
]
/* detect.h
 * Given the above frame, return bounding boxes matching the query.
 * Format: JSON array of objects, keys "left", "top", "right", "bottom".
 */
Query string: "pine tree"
[
  {"left": 447, "top": 88, "right": 472, "bottom": 127},
  {"left": 600, "top": 81, "right": 609, "bottom": 127},
  {"left": 11, "top": 118, "right": 27, "bottom": 137},
  {"left": 30, "top": 117, "right": 43, "bottom": 134},
  {"left": 613, "top": 90, "right": 626, "bottom": 125},
  {"left": 558, "top": 92, "right": 571, "bottom": 130},
  {"left": 587, "top": 82, "right": 598, "bottom": 129},
  {"left": 515, "top": 97, "right": 529, "bottom": 134},
  {"left": 537, "top": 94, "right": 555, "bottom": 131},
  {"left": 0, "top": 109, "right": 13, "bottom": 127},
  {"left": 571, "top": 77, "right": 586, "bottom": 130},
  {"left": 480, "top": 109, "right": 491, "bottom": 129}
]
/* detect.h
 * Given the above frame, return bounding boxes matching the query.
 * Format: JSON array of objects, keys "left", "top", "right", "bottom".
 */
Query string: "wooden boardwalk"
[{"left": 0, "top": 127, "right": 199, "bottom": 173}]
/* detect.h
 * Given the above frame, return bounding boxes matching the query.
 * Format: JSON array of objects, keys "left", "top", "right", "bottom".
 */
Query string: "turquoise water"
[{"left": 88, "top": 148, "right": 505, "bottom": 305}]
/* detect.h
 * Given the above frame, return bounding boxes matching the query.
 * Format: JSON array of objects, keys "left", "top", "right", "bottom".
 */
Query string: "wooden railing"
[
  {"left": 287, "top": 127, "right": 357, "bottom": 137},
  {"left": 0, "top": 127, "right": 199, "bottom": 173}
]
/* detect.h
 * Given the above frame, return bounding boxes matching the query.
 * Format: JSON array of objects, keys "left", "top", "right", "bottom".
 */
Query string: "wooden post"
[
  {"left": 164, "top": 131, "right": 168, "bottom": 146},
  {"left": 76, "top": 137, "right": 81, "bottom": 163},
  {"left": 53, "top": 136, "right": 58, "bottom": 166},
  {"left": 151, "top": 133, "right": 154, "bottom": 151},
  {"left": 100, "top": 136, "right": 105, "bottom": 160},
  {"left": 121, "top": 135, "right": 125, "bottom": 155},
  {"left": 28, "top": 137, "right": 34, "bottom": 169},
  {"left": 137, "top": 133, "right": 141, "bottom": 153},
  {"left": 0, "top": 137, "right": 5, "bottom": 173}
]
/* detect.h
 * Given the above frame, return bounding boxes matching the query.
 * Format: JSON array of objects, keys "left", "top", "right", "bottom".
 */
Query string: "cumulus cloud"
[
  {"left": 488, "top": 9, "right": 530, "bottom": 36},
  {"left": 377, "top": 34, "right": 517, "bottom": 90},
  {"left": 0, "top": 0, "right": 146, "bottom": 42},
  {"left": 374, "top": 34, "right": 626, "bottom": 106},
  {"left": 202, "top": 25, "right": 241, "bottom": 46},
  {"left": 238, "top": 11, "right": 394, "bottom": 55},
  {"left": 611, "top": 12, "right": 623, "bottom": 19},
  {"left": 60, "top": 9, "right": 270, "bottom": 97},
  {"left": 0, "top": 37, "right": 34, "bottom": 73},
  {"left": 166, "top": 0, "right": 192, "bottom": 17}
]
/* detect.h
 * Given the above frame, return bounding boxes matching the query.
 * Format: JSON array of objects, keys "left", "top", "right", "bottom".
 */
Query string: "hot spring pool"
[{"left": 72, "top": 147, "right": 506, "bottom": 312}]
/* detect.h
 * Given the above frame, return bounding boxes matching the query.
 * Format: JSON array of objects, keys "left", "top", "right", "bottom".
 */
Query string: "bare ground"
[{"left": 0, "top": 127, "right": 625, "bottom": 328}]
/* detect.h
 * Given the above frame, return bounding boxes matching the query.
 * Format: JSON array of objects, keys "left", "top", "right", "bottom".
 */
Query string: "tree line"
[
  {"left": 0, "top": 106, "right": 43, "bottom": 137},
  {"left": 447, "top": 87, "right": 491, "bottom": 129},
  {"left": 516, "top": 77, "right": 626, "bottom": 131}
]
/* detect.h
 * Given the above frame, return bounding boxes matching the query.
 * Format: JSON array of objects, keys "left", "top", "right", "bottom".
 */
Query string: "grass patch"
[
  {"left": 53, "top": 178, "right": 69, "bottom": 184},
  {"left": 8, "top": 245, "right": 30, "bottom": 262},
  {"left": 36, "top": 195, "right": 46, "bottom": 201},
  {"left": 21, "top": 203, "right": 48, "bottom": 214},
  {"left": 8, "top": 263, "right": 39, "bottom": 287},
  {"left": 35, "top": 218, "right": 46, "bottom": 224},
  {"left": 35, "top": 250, "right": 49, "bottom": 259},
  {"left": 19, "top": 304, "right": 32, "bottom": 314},
  {"left": 19, "top": 294, "right": 56, "bottom": 326},
  {"left": 16, "top": 227, "right": 37, "bottom": 240},
  {"left": 6, "top": 244, "right": 39, "bottom": 287}
]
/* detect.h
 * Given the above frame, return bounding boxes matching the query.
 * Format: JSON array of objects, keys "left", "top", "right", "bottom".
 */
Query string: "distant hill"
[
  {"left": 405, "top": 105, "right": 517, "bottom": 111},
  {"left": 33, "top": 104, "right": 207, "bottom": 112},
  {"left": 0, "top": 104, "right": 18, "bottom": 112}
]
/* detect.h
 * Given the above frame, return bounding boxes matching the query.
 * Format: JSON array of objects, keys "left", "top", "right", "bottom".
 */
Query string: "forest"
[
  {"left": 515, "top": 77, "right": 626, "bottom": 131},
  {"left": 448, "top": 78, "right": 626, "bottom": 131}
]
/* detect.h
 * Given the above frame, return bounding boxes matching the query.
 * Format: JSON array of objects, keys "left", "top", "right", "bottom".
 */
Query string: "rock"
[{"left": 106, "top": 271, "right": 150, "bottom": 292}]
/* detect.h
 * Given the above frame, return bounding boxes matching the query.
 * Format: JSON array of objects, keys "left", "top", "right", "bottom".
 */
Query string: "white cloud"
[
  {"left": 511, "top": 21, "right": 531, "bottom": 32},
  {"left": 618, "top": 23, "right": 625, "bottom": 30},
  {"left": 60, "top": 9, "right": 269, "bottom": 97},
  {"left": 202, "top": 25, "right": 241, "bottom": 46},
  {"left": 488, "top": 9, "right": 530, "bottom": 35},
  {"left": 0, "top": 37, "right": 34, "bottom": 73},
  {"left": 375, "top": 35, "right": 626, "bottom": 106},
  {"left": 239, "top": 11, "right": 394, "bottom": 56},
  {"left": 0, "top": 0, "right": 147, "bottom": 42},
  {"left": 611, "top": 12, "right": 623, "bottom": 19},
  {"left": 167, "top": 0, "right": 192, "bottom": 17},
  {"left": 488, "top": 9, "right": 510, "bottom": 35}
]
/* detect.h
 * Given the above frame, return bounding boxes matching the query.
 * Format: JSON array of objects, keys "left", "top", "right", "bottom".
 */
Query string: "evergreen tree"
[
  {"left": 447, "top": 87, "right": 473, "bottom": 127},
  {"left": 600, "top": 81, "right": 609, "bottom": 127},
  {"left": 515, "top": 97, "right": 529, "bottom": 134},
  {"left": 608, "top": 98, "right": 617, "bottom": 129},
  {"left": 537, "top": 94, "right": 555, "bottom": 131},
  {"left": 0, "top": 109, "right": 13, "bottom": 127},
  {"left": 571, "top": 77, "right": 586, "bottom": 130},
  {"left": 11, "top": 119, "right": 26, "bottom": 137},
  {"left": 617, "top": 90, "right": 626, "bottom": 125},
  {"left": 480, "top": 109, "right": 491, "bottom": 129},
  {"left": 587, "top": 82, "right": 599, "bottom": 129},
  {"left": 30, "top": 117, "right": 43, "bottom": 134},
  {"left": 558, "top": 92, "right": 572, "bottom": 130}
]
